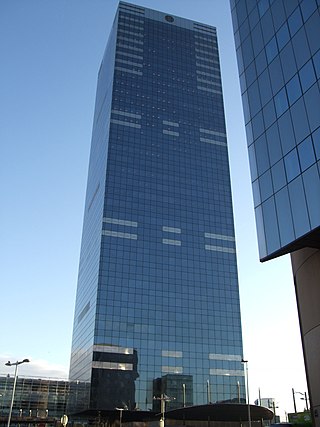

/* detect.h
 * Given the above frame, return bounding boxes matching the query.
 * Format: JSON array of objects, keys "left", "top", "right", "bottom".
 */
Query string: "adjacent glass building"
[
  {"left": 69, "top": 1, "right": 245, "bottom": 415},
  {"left": 230, "top": 0, "right": 320, "bottom": 424},
  {"left": 0, "top": 375, "right": 70, "bottom": 425}
]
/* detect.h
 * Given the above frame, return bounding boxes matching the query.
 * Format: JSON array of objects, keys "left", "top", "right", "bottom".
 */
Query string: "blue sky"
[{"left": 1, "top": 0, "right": 307, "bottom": 418}]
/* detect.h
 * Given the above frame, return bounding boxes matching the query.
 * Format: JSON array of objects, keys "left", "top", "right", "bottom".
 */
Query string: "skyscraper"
[
  {"left": 230, "top": 0, "right": 320, "bottom": 424},
  {"left": 69, "top": 1, "right": 244, "bottom": 415}
]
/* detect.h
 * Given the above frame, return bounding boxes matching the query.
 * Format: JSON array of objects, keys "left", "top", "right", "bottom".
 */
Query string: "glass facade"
[
  {"left": 0, "top": 375, "right": 71, "bottom": 424},
  {"left": 230, "top": 0, "right": 320, "bottom": 261},
  {"left": 69, "top": 1, "right": 244, "bottom": 413}
]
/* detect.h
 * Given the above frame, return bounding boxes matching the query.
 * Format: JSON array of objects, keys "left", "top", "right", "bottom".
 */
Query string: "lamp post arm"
[{"left": 7, "top": 364, "right": 18, "bottom": 427}]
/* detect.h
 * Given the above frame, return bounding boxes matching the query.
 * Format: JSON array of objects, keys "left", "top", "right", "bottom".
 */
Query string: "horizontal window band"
[
  {"left": 197, "top": 86, "right": 222, "bottom": 94},
  {"left": 118, "top": 15, "right": 144, "bottom": 24},
  {"left": 193, "top": 25, "right": 216, "bottom": 34},
  {"left": 110, "top": 119, "right": 141, "bottom": 128},
  {"left": 196, "top": 62, "right": 219, "bottom": 71},
  {"left": 196, "top": 43, "right": 218, "bottom": 50},
  {"left": 194, "top": 29, "right": 216, "bottom": 36},
  {"left": 194, "top": 34, "right": 215, "bottom": 41},
  {"left": 119, "top": 7, "right": 144, "bottom": 16},
  {"left": 205, "top": 245, "right": 236, "bottom": 253},
  {"left": 163, "top": 129, "right": 179, "bottom": 136},
  {"left": 119, "top": 3, "right": 144, "bottom": 12},
  {"left": 195, "top": 55, "right": 217, "bottom": 64},
  {"left": 196, "top": 70, "right": 218, "bottom": 78},
  {"left": 103, "top": 217, "right": 138, "bottom": 227},
  {"left": 197, "top": 78, "right": 221, "bottom": 87},
  {"left": 92, "top": 361, "right": 133, "bottom": 371},
  {"left": 205, "top": 232, "right": 235, "bottom": 241},
  {"left": 115, "top": 58, "right": 143, "bottom": 67},
  {"left": 209, "top": 353, "right": 241, "bottom": 361},
  {"left": 200, "top": 128, "right": 226, "bottom": 137},
  {"left": 162, "top": 120, "right": 179, "bottom": 127},
  {"left": 200, "top": 137, "right": 227, "bottom": 147},
  {"left": 116, "top": 50, "right": 143, "bottom": 60},
  {"left": 162, "top": 350, "right": 183, "bottom": 358},
  {"left": 114, "top": 66, "right": 142, "bottom": 75},
  {"left": 162, "top": 366, "right": 183, "bottom": 374},
  {"left": 111, "top": 109, "right": 141, "bottom": 119},
  {"left": 162, "top": 226, "right": 181, "bottom": 234},
  {"left": 102, "top": 230, "right": 137, "bottom": 240},
  {"left": 209, "top": 369, "right": 244, "bottom": 376},
  {"left": 118, "top": 35, "right": 144, "bottom": 45},
  {"left": 93, "top": 345, "right": 134, "bottom": 354},
  {"left": 162, "top": 239, "right": 181, "bottom": 246},
  {"left": 195, "top": 41, "right": 214, "bottom": 49},
  {"left": 118, "top": 23, "right": 144, "bottom": 32},
  {"left": 195, "top": 48, "right": 215, "bottom": 56},
  {"left": 118, "top": 29, "right": 144, "bottom": 38},
  {"left": 117, "top": 42, "right": 143, "bottom": 52}
]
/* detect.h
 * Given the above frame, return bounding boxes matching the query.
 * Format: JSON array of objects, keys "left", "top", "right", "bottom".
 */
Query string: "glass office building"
[
  {"left": 230, "top": 0, "right": 320, "bottom": 261},
  {"left": 69, "top": 1, "right": 245, "bottom": 414},
  {"left": 230, "top": 0, "right": 320, "bottom": 424},
  {"left": 0, "top": 375, "right": 70, "bottom": 425}
]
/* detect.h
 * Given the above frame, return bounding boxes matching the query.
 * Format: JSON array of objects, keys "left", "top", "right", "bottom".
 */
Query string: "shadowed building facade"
[
  {"left": 230, "top": 0, "right": 320, "bottom": 424},
  {"left": 69, "top": 1, "right": 245, "bottom": 415}
]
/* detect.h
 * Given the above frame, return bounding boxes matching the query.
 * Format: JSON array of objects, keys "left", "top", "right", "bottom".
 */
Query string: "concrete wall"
[{"left": 291, "top": 248, "right": 320, "bottom": 427}]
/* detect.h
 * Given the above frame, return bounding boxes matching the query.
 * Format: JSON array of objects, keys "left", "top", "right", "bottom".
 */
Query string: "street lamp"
[
  {"left": 182, "top": 384, "right": 186, "bottom": 407},
  {"left": 268, "top": 399, "right": 279, "bottom": 422},
  {"left": 153, "top": 393, "right": 174, "bottom": 427},
  {"left": 292, "top": 389, "right": 309, "bottom": 412},
  {"left": 5, "top": 359, "right": 30, "bottom": 427},
  {"left": 115, "top": 408, "right": 124, "bottom": 427},
  {"left": 241, "top": 359, "right": 251, "bottom": 427},
  {"left": 206, "top": 379, "right": 211, "bottom": 404}
]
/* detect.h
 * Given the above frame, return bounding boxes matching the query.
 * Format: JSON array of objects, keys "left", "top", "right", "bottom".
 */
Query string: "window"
[
  {"left": 276, "top": 23, "right": 290, "bottom": 51},
  {"left": 286, "top": 74, "right": 302, "bottom": 105},
  {"left": 274, "top": 87, "right": 288, "bottom": 117},
  {"left": 300, "top": 0, "right": 317, "bottom": 22},
  {"left": 266, "top": 37, "right": 278, "bottom": 63},
  {"left": 271, "top": 160, "right": 286, "bottom": 192},
  {"left": 275, "top": 187, "right": 295, "bottom": 246},
  {"left": 299, "top": 59, "right": 316, "bottom": 92},
  {"left": 288, "top": 7, "right": 303, "bottom": 36},
  {"left": 284, "top": 149, "right": 300, "bottom": 182},
  {"left": 298, "top": 136, "right": 315, "bottom": 171}
]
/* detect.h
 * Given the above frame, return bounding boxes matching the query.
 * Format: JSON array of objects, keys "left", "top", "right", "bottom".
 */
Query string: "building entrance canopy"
[{"left": 165, "top": 403, "right": 273, "bottom": 422}]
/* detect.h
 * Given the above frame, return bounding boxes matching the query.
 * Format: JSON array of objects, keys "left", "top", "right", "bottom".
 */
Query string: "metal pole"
[
  {"left": 305, "top": 392, "right": 309, "bottom": 411},
  {"left": 160, "top": 394, "right": 165, "bottom": 427},
  {"left": 237, "top": 381, "right": 240, "bottom": 403},
  {"left": 246, "top": 365, "right": 251, "bottom": 427},
  {"left": 292, "top": 388, "right": 297, "bottom": 413},
  {"left": 258, "top": 388, "right": 261, "bottom": 406},
  {"left": 242, "top": 360, "right": 251, "bottom": 427},
  {"left": 182, "top": 384, "right": 186, "bottom": 426},
  {"left": 272, "top": 401, "right": 276, "bottom": 422},
  {"left": 182, "top": 384, "right": 186, "bottom": 407},
  {"left": 207, "top": 380, "right": 211, "bottom": 404},
  {"left": 7, "top": 363, "right": 18, "bottom": 427}
]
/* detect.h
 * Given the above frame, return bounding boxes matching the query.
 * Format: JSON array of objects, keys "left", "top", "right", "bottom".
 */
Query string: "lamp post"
[
  {"left": 5, "top": 359, "right": 30, "bottom": 427},
  {"left": 182, "top": 384, "right": 186, "bottom": 407},
  {"left": 237, "top": 381, "right": 241, "bottom": 403},
  {"left": 241, "top": 359, "right": 251, "bottom": 427},
  {"left": 292, "top": 389, "right": 309, "bottom": 412},
  {"left": 153, "top": 393, "right": 174, "bottom": 427},
  {"left": 115, "top": 408, "right": 124, "bottom": 427},
  {"left": 269, "top": 400, "right": 279, "bottom": 423},
  {"left": 206, "top": 379, "right": 211, "bottom": 404}
]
